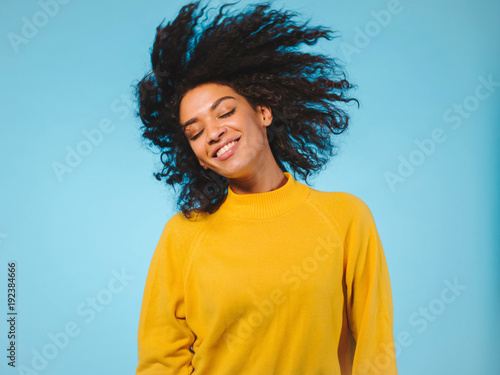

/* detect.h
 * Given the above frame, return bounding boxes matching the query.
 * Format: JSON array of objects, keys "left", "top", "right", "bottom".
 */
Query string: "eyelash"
[
  {"left": 190, "top": 108, "right": 236, "bottom": 141},
  {"left": 220, "top": 108, "right": 236, "bottom": 118}
]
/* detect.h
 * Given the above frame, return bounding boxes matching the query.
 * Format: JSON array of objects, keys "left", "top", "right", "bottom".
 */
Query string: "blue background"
[{"left": 1, "top": 0, "right": 499, "bottom": 373}]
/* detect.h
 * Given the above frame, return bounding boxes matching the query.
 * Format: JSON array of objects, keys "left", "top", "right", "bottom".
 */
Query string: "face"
[{"left": 179, "top": 83, "right": 274, "bottom": 179}]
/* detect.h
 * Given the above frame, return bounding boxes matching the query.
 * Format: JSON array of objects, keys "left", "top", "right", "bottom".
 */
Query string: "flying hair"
[{"left": 133, "top": 0, "right": 359, "bottom": 219}]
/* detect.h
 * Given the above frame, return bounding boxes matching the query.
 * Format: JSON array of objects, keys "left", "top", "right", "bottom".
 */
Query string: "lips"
[{"left": 212, "top": 136, "right": 241, "bottom": 158}]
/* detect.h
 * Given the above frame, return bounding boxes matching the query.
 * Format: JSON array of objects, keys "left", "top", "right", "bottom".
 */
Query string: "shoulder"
[
  {"left": 306, "top": 189, "right": 379, "bottom": 241},
  {"left": 162, "top": 210, "right": 211, "bottom": 232},
  {"left": 308, "top": 189, "right": 374, "bottom": 221},
  {"left": 153, "top": 211, "right": 211, "bottom": 268},
  {"left": 156, "top": 210, "right": 215, "bottom": 250}
]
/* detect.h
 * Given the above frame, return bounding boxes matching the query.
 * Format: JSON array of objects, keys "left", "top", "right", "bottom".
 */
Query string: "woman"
[{"left": 134, "top": 1, "right": 398, "bottom": 374}]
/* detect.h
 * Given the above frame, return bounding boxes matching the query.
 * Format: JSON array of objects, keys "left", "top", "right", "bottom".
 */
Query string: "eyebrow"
[{"left": 181, "top": 96, "right": 236, "bottom": 131}]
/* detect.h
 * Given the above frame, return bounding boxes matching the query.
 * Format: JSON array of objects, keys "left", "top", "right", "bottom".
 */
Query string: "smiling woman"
[
  {"left": 134, "top": 0, "right": 359, "bottom": 217},
  {"left": 133, "top": 1, "right": 398, "bottom": 374},
  {"left": 179, "top": 83, "right": 281, "bottom": 194}
]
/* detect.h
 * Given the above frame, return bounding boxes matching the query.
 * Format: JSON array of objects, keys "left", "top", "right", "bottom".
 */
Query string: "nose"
[{"left": 206, "top": 119, "right": 227, "bottom": 145}]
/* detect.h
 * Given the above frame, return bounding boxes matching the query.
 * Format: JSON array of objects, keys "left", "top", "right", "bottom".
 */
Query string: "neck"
[
  {"left": 218, "top": 171, "right": 311, "bottom": 220},
  {"left": 227, "top": 165, "right": 287, "bottom": 195}
]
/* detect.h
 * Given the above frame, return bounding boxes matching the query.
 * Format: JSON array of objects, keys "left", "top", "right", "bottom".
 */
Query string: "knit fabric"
[{"left": 136, "top": 171, "right": 398, "bottom": 374}]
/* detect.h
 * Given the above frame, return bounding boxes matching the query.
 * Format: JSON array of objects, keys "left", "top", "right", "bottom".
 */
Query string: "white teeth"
[{"left": 216, "top": 140, "right": 237, "bottom": 158}]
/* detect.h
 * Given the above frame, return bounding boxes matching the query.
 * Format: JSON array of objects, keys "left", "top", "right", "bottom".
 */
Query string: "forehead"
[{"left": 179, "top": 83, "right": 239, "bottom": 119}]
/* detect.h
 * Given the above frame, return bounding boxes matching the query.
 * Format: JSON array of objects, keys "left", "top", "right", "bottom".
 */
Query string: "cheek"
[
  {"left": 193, "top": 142, "right": 212, "bottom": 161},
  {"left": 240, "top": 114, "right": 260, "bottom": 133},
  {"left": 243, "top": 118, "right": 267, "bottom": 139},
  {"left": 191, "top": 144, "right": 204, "bottom": 158}
]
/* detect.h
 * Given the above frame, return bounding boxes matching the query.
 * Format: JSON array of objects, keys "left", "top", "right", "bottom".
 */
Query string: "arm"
[
  {"left": 343, "top": 195, "right": 398, "bottom": 375},
  {"left": 136, "top": 217, "right": 195, "bottom": 375}
]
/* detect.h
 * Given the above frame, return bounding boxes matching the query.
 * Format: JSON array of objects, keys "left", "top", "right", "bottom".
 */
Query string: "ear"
[{"left": 257, "top": 105, "right": 273, "bottom": 127}]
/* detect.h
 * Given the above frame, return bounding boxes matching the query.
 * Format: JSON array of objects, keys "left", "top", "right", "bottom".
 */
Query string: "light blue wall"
[{"left": 1, "top": 0, "right": 498, "bottom": 374}]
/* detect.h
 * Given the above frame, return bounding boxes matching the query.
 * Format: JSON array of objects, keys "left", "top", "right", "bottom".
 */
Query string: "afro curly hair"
[{"left": 134, "top": 0, "right": 359, "bottom": 219}]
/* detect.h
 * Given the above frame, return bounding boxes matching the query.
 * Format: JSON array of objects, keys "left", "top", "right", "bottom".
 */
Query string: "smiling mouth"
[{"left": 213, "top": 137, "right": 241, "bottom": 158}]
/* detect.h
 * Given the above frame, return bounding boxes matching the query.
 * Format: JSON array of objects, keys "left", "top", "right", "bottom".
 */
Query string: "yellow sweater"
[{"left": 136, "top": 171, "right": 398, "bottom": 375}]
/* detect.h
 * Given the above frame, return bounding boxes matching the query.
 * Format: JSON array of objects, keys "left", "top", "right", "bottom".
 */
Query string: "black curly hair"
[{"left": 134, "top": 0, "right": 359, "bottom": 219}]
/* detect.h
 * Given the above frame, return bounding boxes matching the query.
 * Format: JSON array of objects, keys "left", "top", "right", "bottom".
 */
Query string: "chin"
[{"left": 209, "top": 158, "right": 252, "bottom": 179}]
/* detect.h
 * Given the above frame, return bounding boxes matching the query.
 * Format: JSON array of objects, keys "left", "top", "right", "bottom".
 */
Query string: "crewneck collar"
[{"left": 218, "top": 171, "right": 310, "bottom": 220}]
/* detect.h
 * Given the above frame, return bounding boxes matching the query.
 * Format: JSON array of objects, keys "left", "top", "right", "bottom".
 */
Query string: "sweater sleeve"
[
  {"left": 342, "top": 194, "right": 398, "bottom": 375},
  {"left": 136, "top": 217, "right": 195, "bottom": 375}
]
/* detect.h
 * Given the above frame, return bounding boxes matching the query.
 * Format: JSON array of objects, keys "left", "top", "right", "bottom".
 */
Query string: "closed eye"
[
  {"left": 190, "top": 131, "right": 202, "bottom": 141},
  {"left": 190, "top": 108, "right": 236, "bottom": 141},
  {"left": 219, "top": 108, "right": 236, "bottom": 118}
]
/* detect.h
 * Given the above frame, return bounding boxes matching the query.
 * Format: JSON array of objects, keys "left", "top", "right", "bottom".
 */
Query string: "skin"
[{"left": 179, "top": 82, "right": 288, "bottom": 195}]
